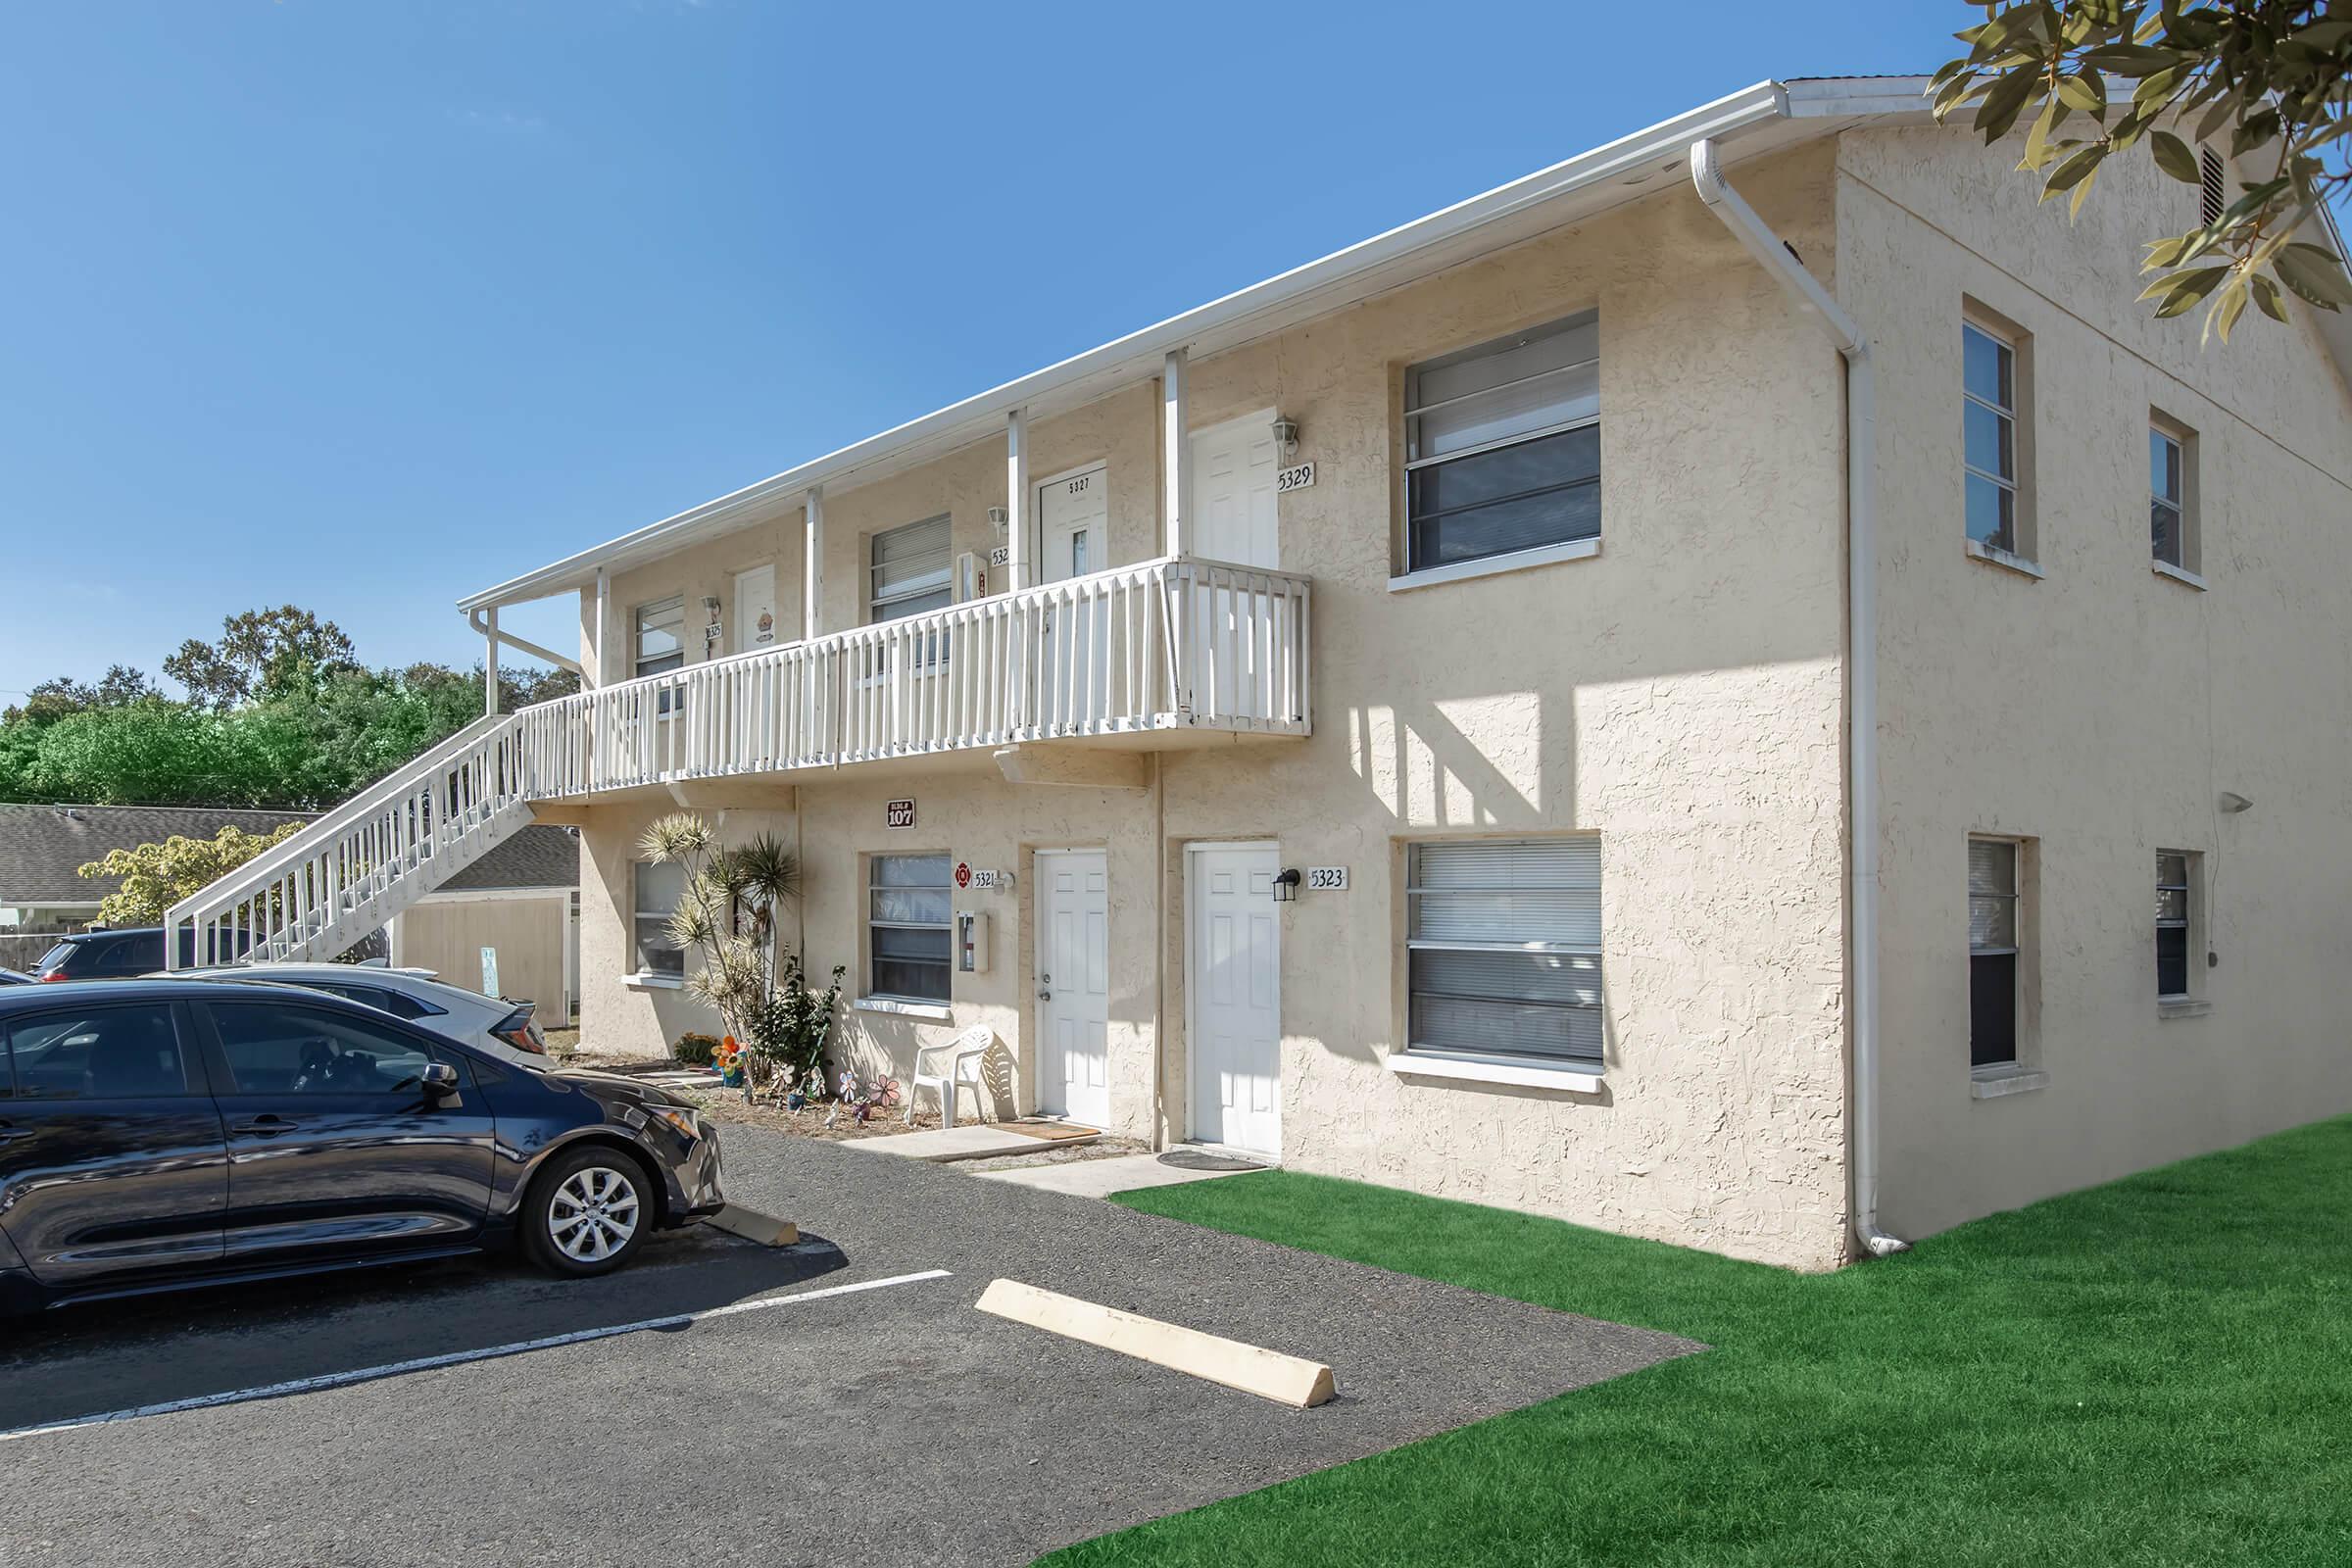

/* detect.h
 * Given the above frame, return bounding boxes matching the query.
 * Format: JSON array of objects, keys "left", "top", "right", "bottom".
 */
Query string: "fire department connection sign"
[{"left": 955, "top": 862, "right": 1001, "bottom": 891}]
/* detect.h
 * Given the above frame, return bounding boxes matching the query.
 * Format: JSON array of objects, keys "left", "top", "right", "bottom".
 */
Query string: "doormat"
[
  {"left": 1158, "top": 1150, "right": 1265, "bottom": 1173},
  {"left": 1003, "top": 1119, "right": 1102, "bottom": 1143}
]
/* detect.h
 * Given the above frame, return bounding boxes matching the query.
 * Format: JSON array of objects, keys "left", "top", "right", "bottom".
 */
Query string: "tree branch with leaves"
[{"left": 1933, "top": 0, "right": 2352, "bottom": 340}]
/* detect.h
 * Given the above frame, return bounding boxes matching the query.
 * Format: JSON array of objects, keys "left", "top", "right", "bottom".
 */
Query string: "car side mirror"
[{"left": 418, "top": 1062, "right": 461, "bottom": 1100}]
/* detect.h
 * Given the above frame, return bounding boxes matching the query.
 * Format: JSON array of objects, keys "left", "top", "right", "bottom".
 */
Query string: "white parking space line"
[{"left": 0, "top": 1268, "right": 953, "bottom": 1444}]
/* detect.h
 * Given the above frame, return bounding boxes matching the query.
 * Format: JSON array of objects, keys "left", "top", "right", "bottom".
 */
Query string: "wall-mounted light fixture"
[
  {"left": 987, "top": 506, "right": 1009, "bottom": 532},
  {"left": 2219, "top": 791, "right": 2254, "bottom": 814},
  {"left": 1271, "top": 416, "right": 1300, "bottom": 461},
  {"left": 701, "top": 595, "right": 722, "bottom": 614},
  {"left": 1271, "top": 867, "right": 1301, "bottom": 903}
]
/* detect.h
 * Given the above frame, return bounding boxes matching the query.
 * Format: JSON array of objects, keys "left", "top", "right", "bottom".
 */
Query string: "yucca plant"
[{"left": 638, "top": 813, "right": 804, "bottom": 1079}]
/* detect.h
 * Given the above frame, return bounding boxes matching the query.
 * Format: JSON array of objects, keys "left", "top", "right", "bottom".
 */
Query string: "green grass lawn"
[{"left": 1042, "top": 1116, "right": 2352, "bottom": 1567}]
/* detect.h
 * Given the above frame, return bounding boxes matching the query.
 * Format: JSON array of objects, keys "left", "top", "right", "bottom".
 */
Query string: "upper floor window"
[
  {"left": 1963, "top": 319, "right": 2023, "bottom": 557},
  {"left": 635, "top": 596, "right": 685, "bottom": 680},
  {"left": 2150, "top": 416, "right": 2199, "bottom": 575},
  {"left": 871, "top": 515, "right": 954, "bottom": 623},
  {"left": 1403, "top": 312, "right": 1599, "bottom": 574}
]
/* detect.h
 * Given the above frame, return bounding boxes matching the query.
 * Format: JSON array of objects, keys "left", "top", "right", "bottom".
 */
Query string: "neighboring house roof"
[
  {"left": 0, "top": 804, "right": 316, "bottom": 904},
  {"left": 429, "top": 824, "right": 579, "bottom": 893},
  {"left": 458, "top": 71, "right": 2352, "bottom": 618}
]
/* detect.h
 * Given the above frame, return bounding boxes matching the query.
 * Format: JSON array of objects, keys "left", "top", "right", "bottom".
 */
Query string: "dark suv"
[
  {"left": 31, "top": 926, "right": 253, "bottom": 982},
  {"left": 0, "top": 979, "right": 725, "bottom": 1311}
]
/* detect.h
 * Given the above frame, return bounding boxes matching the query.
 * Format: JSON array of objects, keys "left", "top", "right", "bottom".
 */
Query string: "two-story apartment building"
[{"left": 172, "top": 76, "right": 2352, "bottom": 1270}]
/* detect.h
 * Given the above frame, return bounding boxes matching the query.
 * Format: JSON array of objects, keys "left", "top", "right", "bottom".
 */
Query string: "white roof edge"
[{"left": 460, "top": 76, "right": 1848, "bottom": 612}]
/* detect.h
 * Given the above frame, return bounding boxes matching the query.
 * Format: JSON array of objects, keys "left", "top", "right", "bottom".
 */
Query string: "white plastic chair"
[{"left": 908, "top": 1025, "right": 994, "bottom": 1128}]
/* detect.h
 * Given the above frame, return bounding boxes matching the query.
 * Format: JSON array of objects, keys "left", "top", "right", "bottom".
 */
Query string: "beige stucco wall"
[
  {"left": 557, "top": 140, "right": 1857, "bottom": 1270},
  {"left": 397, "top": 893, "right": 569, "bottom": 1017},
  {"left": 1838, "top": 126, "right": 2352, "bottom": 1240}
]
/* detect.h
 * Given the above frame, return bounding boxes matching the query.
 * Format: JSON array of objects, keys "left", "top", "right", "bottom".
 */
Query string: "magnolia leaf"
[
  {"left": 2056, "top": 70, "right": 2107, "bottom": 113},
  {"left": 1977, "top": 68, "right": 2043, "bottom": 142},
  {"left": 2043, "top": 141, "right": 2107, "bottom": 194},
  {"left": 2023, "top": 103, "right": 2066, "bottom": 170},
  {"left": 2276, "top": 243, "right": 2352, "bottom": 309},
  {"left": 2148, "top": 129, "right": 2200, "bottom": 182},
  {"left": 2193, "top": 92, "right": 2240, "bottom": 144},
  {"left": 2206, "top": 276, "right": 2250, "bottom": 344},
  {"left": 2146, "top": 265, "right": 2229, "bottom": 314},
  {"left": 2132, "top": 63, "right": 2187, "bottom": 105},
  {"left": 2249, "top": 273, "right": 2290, "bottom": 323}
]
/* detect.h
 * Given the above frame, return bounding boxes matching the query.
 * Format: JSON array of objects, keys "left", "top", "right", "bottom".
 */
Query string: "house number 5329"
[{"left": 1276, "top": 462, "right": 1315, "bottom": 493}]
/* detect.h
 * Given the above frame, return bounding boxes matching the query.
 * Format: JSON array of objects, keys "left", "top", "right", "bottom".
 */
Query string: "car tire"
[{"left": 523, "top": 1146, "right": 655, "bottom": 1278}]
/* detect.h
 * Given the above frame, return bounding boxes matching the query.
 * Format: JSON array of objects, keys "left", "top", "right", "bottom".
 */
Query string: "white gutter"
[
  {"left": 465, "top": 608, "right": 582, "bottom": 677},
  {"left": 455, "top": 80, "right": 1798, "bottom": 613},
  {"left": 1690, "top": 137, "right": 1906, "bottom": 1259}
]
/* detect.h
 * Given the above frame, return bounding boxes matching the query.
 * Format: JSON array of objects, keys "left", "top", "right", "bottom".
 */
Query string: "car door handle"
[
  {"left": 0, "top": 1124, "right": 31, "bottom": 1144},
  {"left": 233, "top": 1115, "right": 302, "bottom": 1137}
]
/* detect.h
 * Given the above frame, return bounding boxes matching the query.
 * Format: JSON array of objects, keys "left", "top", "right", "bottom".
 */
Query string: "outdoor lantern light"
[
  {"left": 987, "top": 506, "right": 1009, "bottom": 532},
  {"left": 1272, "top": 867, "right": 1301, "bottom": 903},
  {"left": 1271, "top": 416, "right": 1300, "bottom": 460},
  {"left": 2219, "top": 791, "right": 2253, "bottom": 813}
]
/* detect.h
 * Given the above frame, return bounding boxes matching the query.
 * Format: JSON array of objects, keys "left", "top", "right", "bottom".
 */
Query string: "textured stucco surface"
[
  {"left": 1838, "top": 127, "right": 2352, "bottom": 1240},
  {"left": 556, "top": 141, "right": 1857, "bottom": 1271}
]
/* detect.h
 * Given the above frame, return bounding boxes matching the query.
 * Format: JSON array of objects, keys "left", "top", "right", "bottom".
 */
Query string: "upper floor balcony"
[{"left": 514, "top": 552, "right": 1310, "bottom": 803}]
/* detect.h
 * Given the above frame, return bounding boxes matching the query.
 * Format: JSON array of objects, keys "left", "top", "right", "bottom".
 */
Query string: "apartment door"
[
  {"left": 1189, "top": 410, "right": 1280, "bottom": 567},
  {"left": 732, "top": 564, "right": 778, "bottom": 654},
  {"left": 1036, "top": 465, "right": 1110, "bottom": 729},
  {"left": 1034, "top": 849, "right": 1110, "bottom": 1127},
  {"left": 1187, "top": 843, "right": 1281, "bottom": 1155}
]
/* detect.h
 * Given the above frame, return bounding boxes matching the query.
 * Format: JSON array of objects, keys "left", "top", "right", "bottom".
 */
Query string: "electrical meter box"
[{"left": 956, "top": 910, "right": 990, "bottom": 973}]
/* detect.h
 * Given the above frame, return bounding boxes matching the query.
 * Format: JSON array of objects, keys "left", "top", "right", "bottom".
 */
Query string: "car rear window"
[
  {"left": 5, "top": 1004, "right": 197, "bottom": 1099},
  {"left": 37, "top": 943, "right": 75, "bottom": 972}
]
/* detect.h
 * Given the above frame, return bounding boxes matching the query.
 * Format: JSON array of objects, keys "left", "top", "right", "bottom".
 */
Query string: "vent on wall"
[{"left": 2199, "top": 147, "right": 2227, "bottom": 228}]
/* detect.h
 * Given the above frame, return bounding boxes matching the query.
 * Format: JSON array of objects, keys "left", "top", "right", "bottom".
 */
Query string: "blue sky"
[{"left": 0, "top": 1, "right": 1971, "bottom": 700}]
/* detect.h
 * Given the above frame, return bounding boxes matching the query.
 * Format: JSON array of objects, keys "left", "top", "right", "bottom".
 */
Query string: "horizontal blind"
[
  {"left": 1408, "top": 839, "right": 1603, "bottom": 1067},
  {"left": 871, "top": 515, "right": 954, "bottom": 616},
  {"left": 1408, "top": 314, "right": 1598, "bottom": 462},
  {"left": 1967, "top": 839, "right": 2017, "bottom": 951}
]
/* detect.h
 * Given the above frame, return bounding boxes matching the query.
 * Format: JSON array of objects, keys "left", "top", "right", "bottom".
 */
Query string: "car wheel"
[{"left": 524, "top": 1147, "right": 653, "bottom": 1277}]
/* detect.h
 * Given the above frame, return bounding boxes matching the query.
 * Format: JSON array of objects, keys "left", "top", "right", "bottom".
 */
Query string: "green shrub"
[{"left": 671, "top": 1031, "right": 722, "bottom": 1067}]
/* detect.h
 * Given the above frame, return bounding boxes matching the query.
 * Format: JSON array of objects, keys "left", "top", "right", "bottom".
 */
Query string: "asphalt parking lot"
[{"left": 0, "top": 1126, "right": 1700, "bottom": 1567}]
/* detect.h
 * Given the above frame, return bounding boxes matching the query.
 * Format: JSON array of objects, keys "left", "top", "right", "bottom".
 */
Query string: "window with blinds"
[
  {"left": 1968, "top": 838, "right": 2020, "bottom": 1068},
  {"left": 1405, "top": 838, "right": 1602, "bottom": 1068},
  {"left": 634, "top": 597, "right": 685, "bottom": 679},
  {"left": 870, "top": 514, "right": 955, "bottom": 624},
  {"left": 1403, "top": 313, "right": 1599, "bottom": 573},
  {"left": 868, "top": 853, "right": 953, "bottom": 1003},
  {"left": 2155, "top": 851, "right": 2194, "bottom": 999},
  {"left": 633, "top": 859, "right": 685, "bottom": 977}
]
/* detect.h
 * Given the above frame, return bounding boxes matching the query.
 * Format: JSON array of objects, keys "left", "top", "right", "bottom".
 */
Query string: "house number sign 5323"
[{"left": 1305, "top": 866, "right": 1348, "bottom": 891}]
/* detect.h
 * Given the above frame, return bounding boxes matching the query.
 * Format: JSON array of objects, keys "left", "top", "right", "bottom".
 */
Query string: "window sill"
[
  {"left": 2152, "top": 561, "right": 2208, "bottom": 591},
  {"left": 855, "top": 996, "right": 954, "bottom": 1022},
  {"left": 1969, "top": 1065, "right": 2049, "bottom": 1100},
  {"left": 2158, "top": 998, "right": 2213, "bottom": 1020},
  {"left": 623, "top": 972, "right": 685, "bottom": 991},
  {"left": 1385, "top": 1052, "right": 1604, "bottom": 1094},
  {"left": 1389, "top": 537, "right": 1599, "bottom": 593},
  {"left": 1965, "top": 539, "right": 2044, "bottom": 580}
]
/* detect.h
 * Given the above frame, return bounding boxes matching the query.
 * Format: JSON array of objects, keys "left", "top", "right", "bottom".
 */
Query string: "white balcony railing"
[
  {"left": 167, "top": 555, "right": 1308, "bottom": 969},
  {"left": 514, "top": 554, "right": 1310, "bottom": 797}
]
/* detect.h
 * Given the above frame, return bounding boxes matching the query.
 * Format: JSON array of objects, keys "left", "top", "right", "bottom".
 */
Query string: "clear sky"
[{"left": 0, "top": 1, "right": 1973, "bottom": 700}]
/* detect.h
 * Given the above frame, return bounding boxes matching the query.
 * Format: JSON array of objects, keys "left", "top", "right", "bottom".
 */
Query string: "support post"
[
  {"left": 1005, "top": 408, "right": 1030, "bottom": 592},
  {"left": 1161, "top": 348, "right": 1191, "bottom": 558},
  {"left": 593, "top": 567, "right": 610, "bottom": 688},
  {"left": 804, "top": 486, "right": 825, "bottom": 642},
  {"left": 484, "top": 606, "right": 500, "bottom": 716}
]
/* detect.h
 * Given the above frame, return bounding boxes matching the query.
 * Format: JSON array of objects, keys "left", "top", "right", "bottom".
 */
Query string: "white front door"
[
  {"left": 1188, "top": 843, "right": 1281, "bottom": 1155},
  {"left": 1035, "top": 849, "right": 1110, "bottom": 1126},
  {"left": 1190, "top": 411, "right": 1280, "bottom": 567},
  {"left": 732, "top": 564, "right": 778, "bottom": 654},
  {"left": 1036, "top": 466, "right": 1111, "bottom": 729},
  {"left": 1038, "top": 465, "right": 1106, "bottom": 583}
]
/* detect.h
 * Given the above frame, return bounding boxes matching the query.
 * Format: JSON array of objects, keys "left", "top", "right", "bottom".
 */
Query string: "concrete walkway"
[
  {"left": 973, "top": 1151, "right": 1259, "bottom": 1199},
  {"left": 852, "top": 1122, "right": 1097, "bottom": 1162}
]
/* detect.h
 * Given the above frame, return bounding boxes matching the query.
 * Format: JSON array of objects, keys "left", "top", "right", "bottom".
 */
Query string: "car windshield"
[{"left": 37, "top": 942, "right": 75, "bottom": 971}]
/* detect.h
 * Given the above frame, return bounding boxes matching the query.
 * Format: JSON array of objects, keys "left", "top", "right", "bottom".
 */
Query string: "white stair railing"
[{"left": 165, "top": 712, "right": 534, "bottom": 969}]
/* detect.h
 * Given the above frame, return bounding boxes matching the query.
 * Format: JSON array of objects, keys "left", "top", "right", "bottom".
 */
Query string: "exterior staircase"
[{"left": 165, "top": 712, "right": 536, "bottom": 968}]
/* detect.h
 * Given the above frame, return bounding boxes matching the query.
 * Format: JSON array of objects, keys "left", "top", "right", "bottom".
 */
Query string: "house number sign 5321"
[{"left": 885, "top": 799, "right": 916, "bottom": 830}]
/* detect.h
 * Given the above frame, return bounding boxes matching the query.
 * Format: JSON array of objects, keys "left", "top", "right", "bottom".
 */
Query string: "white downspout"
[{"left": 1690, "top": 137, "right": 1906, "bottom": 1258}]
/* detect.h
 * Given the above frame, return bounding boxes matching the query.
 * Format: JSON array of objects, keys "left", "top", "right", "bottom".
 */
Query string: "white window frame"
[
  {"left": 632, "top": 858, "right": 684, "bottom": 979},
  {"left": 1962, "top": 319, "right": 2021, "bottom": 559},
  {"left": 633, "top": 596, "right": 686, "bottom": 681},
  {"left": 2149, "top": 413, "right": 2203, "bottom": 585},
  {"left": 869, "top": 514, "right": 955, "bottom": 625},
  {"left": 1967, "top": 835, "right": 2025, "bottom": 1075},
  {"left": 866, "top": 852, "right": 953, "bottom": 1005},
  {"left": 1402, "top": 837, "right": 1604, "bottom": 1075},
  {"left": 2155, "top": 850, "right": 2197, "bottom": 1003},
  {"left": 1399, "top": 312, "right": 1601, "bottom": 579}
]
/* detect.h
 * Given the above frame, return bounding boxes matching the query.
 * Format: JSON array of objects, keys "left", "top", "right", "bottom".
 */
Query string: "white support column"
[
  {"left": 803, "top": 486, "right": 825, "bottom": 641},
  {"left": 1161, "top": 348, "right": 1192, "bottom": 557},
  {"left": 484, "top": 606, "right": 500, "bottom": 716},
  {"left": 593, "top": 567, "right": 610, "bottom": 688},
  {"left": 1005, "top": 407, "right": 1030, "bottom": 592}
]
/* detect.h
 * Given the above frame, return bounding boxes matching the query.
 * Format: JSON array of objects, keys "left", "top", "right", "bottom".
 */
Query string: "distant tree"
[
  {"left": 77, "top": 821, "right": 305, "bottom": 925},
  {"left": 166, "top": 606, "right": 357, "bottom": 708},
  {"left": 4, "top": 664, "right": 160, "bottom": 723},
  {"left": 1934, "top": 1, "right": 2352, "bottom": 341}
]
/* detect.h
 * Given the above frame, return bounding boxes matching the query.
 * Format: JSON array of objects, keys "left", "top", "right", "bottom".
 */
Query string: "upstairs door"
[
  {"left": 1035, "top": 465, "right": 1111, "bottom": 731},
  {"left": 1186, "top": 412, "right": 1284, "bottom": 723},
  {"left": 1034, "top": 849, "right": 1110, "bottom": 1127},
  {"left": 1187, "top": 843, "right": 1281, "bottom": 1156},
  {"left": 732, "top": 564, "right": 779, "bottom": 655}
]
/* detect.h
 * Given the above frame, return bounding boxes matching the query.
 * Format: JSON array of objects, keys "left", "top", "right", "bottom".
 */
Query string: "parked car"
[
  {"left": 0, "top": 979, "right": 722, "bottom": 1312},
  {"left": 0, "top": 968, "right": 31, "bottom": 986},
  {"left": 30, "top": 925, "right": 254, "bottom": 982},
  {"left": 163, "top": 961, "right": 552, "bottom": 1069}
]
